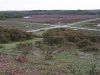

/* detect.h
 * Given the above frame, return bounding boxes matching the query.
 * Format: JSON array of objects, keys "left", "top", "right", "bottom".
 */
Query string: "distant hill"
[{"left": 0, "top": 10, "right": 100, "bottom": 19}]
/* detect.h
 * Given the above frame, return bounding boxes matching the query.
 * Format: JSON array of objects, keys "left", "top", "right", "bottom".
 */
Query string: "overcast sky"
[{"left": 0, "top": 0, "right": 100, "bottom": 11}]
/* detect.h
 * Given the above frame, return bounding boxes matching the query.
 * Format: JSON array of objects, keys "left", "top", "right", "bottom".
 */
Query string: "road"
[{"left": 27, "top": 18, "right": 100, "bottom": 32}]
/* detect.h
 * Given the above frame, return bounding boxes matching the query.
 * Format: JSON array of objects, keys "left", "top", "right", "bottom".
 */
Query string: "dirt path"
[{"left": 27, "top": 18, "right": 100, "bottom": 32}]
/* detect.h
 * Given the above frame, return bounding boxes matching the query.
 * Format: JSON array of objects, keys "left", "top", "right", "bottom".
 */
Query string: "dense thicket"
[
  {"left": 0, "top": 10, "right": 100, "bottom": 19},
  {"left": 43, "top": 28, "right": 100, "bottom": 45},
  {"left": 0, "top": 27, "right": 33, "bottom": 43}
]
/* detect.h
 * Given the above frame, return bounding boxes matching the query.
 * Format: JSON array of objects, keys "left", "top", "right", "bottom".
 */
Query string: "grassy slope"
[
  {"left": 0, "top": 37, "right": 43, "bottom": 75},
  {"left": 0, "top": 38, "right": 100, "bottom": 75},
  {"left": 0, "top": 38, "right": 41, "bottom": 54}
]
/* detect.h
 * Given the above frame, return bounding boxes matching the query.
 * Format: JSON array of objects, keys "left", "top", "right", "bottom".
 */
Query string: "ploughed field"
[{"left": 21, "top": 15, "right": 98, "bottom": 24}]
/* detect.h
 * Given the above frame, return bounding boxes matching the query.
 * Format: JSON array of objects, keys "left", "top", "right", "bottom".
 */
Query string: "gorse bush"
[
  {"left": 0, "top": 26, "right": 33, "bottom": 43},
  {"left": 43, "top": 28, "right": 65, "bottom": 45},
  {"left": 43, "top": 28, "right": 85, "bottom": 44},
  {"left": 43, "top": 28, "right": 100, "bottom": 45},
  {"left": 8, "top": 29, "right": 33, "bottom": 41},
  {"left": 15, "top": 54, "right": 28, "bottom": 63}
]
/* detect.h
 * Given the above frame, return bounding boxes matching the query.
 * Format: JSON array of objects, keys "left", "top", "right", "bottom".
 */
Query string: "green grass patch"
[
  {"left": 53, "top": 50, "right": 100, "bottom": 73},
  {"left": 71, "top": 21, "right": 100, "bottom": 30},
  {"left": 0, "top": 38, "right": 42, "bottom": 54}
]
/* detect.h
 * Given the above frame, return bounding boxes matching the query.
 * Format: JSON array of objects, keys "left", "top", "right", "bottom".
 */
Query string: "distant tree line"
[
  {"left": 0, "top": 10, "right": 100, "bottom": 19},
  {"left": 0, "top": 12, "right": 26, "bottom": 19},
  {"left": 30, "top": 10, "right": 100, "bottom": 15}
]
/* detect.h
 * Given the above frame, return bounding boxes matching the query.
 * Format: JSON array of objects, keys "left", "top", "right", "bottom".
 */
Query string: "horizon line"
[{"left": 0, "top": 9, "right": 100, "bottom": 11}]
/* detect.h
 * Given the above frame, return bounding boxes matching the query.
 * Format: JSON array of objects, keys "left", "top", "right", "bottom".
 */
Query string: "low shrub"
[
  {"left": 0, "top": 44, "right": 4, "bottom": 48},
  {"left": 44, "top": 50, "right": 53, "bottom": 60},
  {"left": 35, "top": 40, "right": 43, "bottom": 45},
  {"left": 35, "top": 40, "right": 44, "bottom": 48},
  {"left": 76, "top": 39, "right": 93, "bottom": 48},
  {"left": 82, "top": 46, "right": 99, "bottom": 52},
  {"left": 88, "top": 63, "right": 96, "bottom": 75},
  {"left": 16, "top": 42, "right": 33, "bottom": 55},
  {"left": 6, "top": 66, "right": 22, "bottom": 75},
  {"left": 0, "top": 31, "right": 10, "bottom": 43},
  {"left": 89, "top": 35, "right": 100, "bottom": 42},
  {"left": 0, "top": 54, "right": 22, "bottom": 75},
  {"left": 7, "top": 67, "right": 22, "bottom": 75},
  {"left": 15, "top": 54, "right": 28, "bottom": 63}
]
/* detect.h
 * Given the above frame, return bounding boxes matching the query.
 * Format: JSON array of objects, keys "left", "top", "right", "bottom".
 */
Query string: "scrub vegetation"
[{"left": 0, "top": 10, "right": 100, "bottom": 75}]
